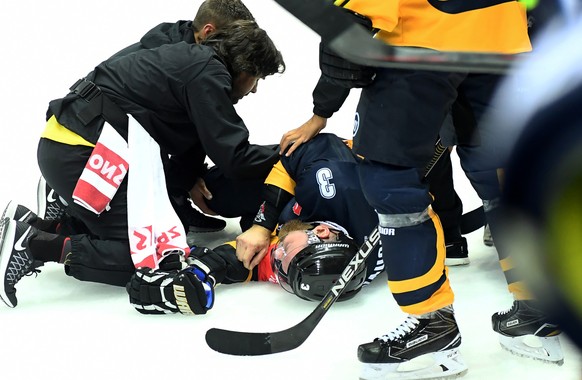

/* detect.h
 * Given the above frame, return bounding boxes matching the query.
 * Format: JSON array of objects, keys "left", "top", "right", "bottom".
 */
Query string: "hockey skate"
[
  {"left": 37, "top": 176, "right": 67, "bottom": 221},
  {"left": 492, "top": 300, "right": 563, "bottom": 365},
  {"left": 483, "top": 224, "right": 494, "bottom": 247},
  {"left": 444, "top": 237, "right": 469, "bottom": 267},
  {"left": 358, "top": 306, "right": 467, "bottom": 380},
  {"left": 0, "top": 217, "right": 43, "bottom": 307}
]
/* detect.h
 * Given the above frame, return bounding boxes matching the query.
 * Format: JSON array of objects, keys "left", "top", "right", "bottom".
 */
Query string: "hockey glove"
[
  {"left": 186, "top": 245, "right": 250, "bottom": 284},
  {"left": 158, "top": 251, "right": 187, "bottom": 271},
  {"left": 319, "top": 8, "right": 376, "bottom": 88},
  {"left": 173, "top": 265, "right": 215, "bottom": 314},
  {"left": 126, "top": 266, "right": 215, "bottom": 315}
]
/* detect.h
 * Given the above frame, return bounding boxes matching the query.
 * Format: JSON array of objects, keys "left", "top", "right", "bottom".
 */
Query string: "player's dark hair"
[
  {"left": 192, "top": 0, "right": 255, "bottom": 33},
  {"left": 201, "top": 20, "right": 286, "bottom": 78}
]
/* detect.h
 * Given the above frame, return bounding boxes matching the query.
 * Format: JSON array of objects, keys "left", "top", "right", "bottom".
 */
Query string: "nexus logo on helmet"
[
  {"left": 284, "top": 230, "right": 372, "bottom": 302},
  {"left": 330, "top": 228, "right": 380, "bottom": 297}
]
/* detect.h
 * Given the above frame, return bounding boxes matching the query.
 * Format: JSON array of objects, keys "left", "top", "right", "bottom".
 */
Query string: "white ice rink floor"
[{"left": 0, "top": 1, "right": 581, "bottom": 379}]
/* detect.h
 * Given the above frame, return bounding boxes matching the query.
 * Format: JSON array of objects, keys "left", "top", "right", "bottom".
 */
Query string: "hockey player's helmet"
[{"left": 271, "top": 225, "right": 366, "bottom": 302}]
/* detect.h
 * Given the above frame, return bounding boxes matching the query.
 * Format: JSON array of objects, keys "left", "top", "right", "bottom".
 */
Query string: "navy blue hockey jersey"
[{"left": 277, "top": 134, "right": 384, "bottom": 284}]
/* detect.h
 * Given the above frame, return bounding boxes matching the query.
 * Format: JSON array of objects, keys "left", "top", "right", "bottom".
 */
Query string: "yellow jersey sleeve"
[
  {"left": 264, "top": 161, "right": 296, "bottom": 196},
  {"left": 335, "top": 0, "right": 531, "bottom": 54}
]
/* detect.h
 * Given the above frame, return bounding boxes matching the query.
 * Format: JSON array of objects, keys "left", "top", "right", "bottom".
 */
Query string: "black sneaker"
[
  {"left": 185, "top": 208, "right": 227, "bottom": 233},
  {"left": 492, "top": 300, "right": 563, "bottom": 364},
  {"left": 358, "top": 306, "right": 467, "bottom": 379},
  {"left": 2, "top": 201, "right": 38, "bottom": 224},
  {"left": 37, "top": 176, "right": 67, "bottom": 221},
  {"left": 0, "top": 217, "right": 43, "bottom": 308},
  {"left": 445, "top": 237, "right": 469, "bottom": 266},
  {"left": 171, "top": 194, "right": 226, "bottom": 233},
  {"left": 3, "top": 201, "right": 63, "bottom": 235}
]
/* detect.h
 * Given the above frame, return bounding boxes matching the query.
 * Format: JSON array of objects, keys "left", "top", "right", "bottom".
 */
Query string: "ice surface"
[{"left": 0, "top": 1, "right": 580, "bottom": 379}]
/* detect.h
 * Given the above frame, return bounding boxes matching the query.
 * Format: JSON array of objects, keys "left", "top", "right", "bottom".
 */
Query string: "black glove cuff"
[{"left": 319, "top": 8, "right": 376, "bottom": 89}]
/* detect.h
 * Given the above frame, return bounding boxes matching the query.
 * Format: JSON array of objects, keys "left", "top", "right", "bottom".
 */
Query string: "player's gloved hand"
[
  {"left": 126, "top": 268, "right": 179, "bottom": 314},
  {"left": 126, "top": 265, "right": 215, "bottom": 315},
  {"left": 188, "top": 245, "right": 250, "bottom": 284},
  {"left": 174, "top": 265, "right": 215, "bottom": 315},
  {"left": 186, "top": 246, "right": 227, "bottom": 282},
  {"left": 319, "top": 8, "right": 376, "bottom": 88},
  {"left": 158, "top": 251, "right": 186, "bottom": 271}
]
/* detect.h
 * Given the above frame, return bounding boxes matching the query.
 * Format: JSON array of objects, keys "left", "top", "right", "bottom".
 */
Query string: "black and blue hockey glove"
[{"left": 126, "top": 265, "right": 215, "bottom": 315}]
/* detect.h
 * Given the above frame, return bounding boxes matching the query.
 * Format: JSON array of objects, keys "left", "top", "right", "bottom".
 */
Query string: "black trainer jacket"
[{"left": 47, "top": 21, "right": 278, "bottom": 193}]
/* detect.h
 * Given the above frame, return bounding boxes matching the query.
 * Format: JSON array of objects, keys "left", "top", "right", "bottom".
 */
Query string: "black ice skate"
[
  {"left": 358, "top": 306, "right": 467, "bottom": 380},
  {"left": 492, "top": 300, "right": 563, "bottom": 365},
  {"left": 0, "top": 217, "right": 43, "bottom": 308},
  {"left": 444, "top": 237, "right": 469, "bottom": 267},
  {"left": 37, "top": 176, "right": 67, "bottom": 221}
]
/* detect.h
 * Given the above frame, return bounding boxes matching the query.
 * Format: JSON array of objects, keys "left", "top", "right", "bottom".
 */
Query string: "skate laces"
[
  {"left": 498, "top": 301, "right": 518, "bottom": 316},
  {"left": 378, "top": 316, "right": 420, "bottom": 342}
]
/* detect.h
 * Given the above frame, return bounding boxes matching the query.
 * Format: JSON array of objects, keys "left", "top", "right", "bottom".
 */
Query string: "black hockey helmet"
[{"left": 272, "top": 228, "right": 367, "bottom": 302}]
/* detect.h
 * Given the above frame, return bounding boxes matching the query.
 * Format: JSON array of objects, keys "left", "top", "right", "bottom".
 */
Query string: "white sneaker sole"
[{"left": 0, "top": 217, "right": 17, "bottom": 308}]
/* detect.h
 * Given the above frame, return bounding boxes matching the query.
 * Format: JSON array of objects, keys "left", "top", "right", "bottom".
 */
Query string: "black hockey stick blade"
[
  {"left": 423, "top": 140, "right": 486, "bottom": 234},
  {"left": 205, "top": 227, "right": 381, "bottom": 355},
  {"left": 272, "top": 0, "right": 522, "bottom": 74},
  {"left": 460, "top": 206, "right": 486, "bottom": 234}
]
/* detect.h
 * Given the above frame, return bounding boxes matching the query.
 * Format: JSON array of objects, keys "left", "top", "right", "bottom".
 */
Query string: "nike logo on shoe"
[
  {"left": 18, "top": 211, "right": 32, "bottom": 222},
  {"left": 14, "top": 227, "right": 32, "bottom": 252},
  {"left": 47, "top": 189, "right": 57, "bottom": 203}
]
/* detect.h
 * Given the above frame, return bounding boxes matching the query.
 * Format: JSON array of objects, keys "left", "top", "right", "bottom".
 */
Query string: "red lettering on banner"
[
  {"left": 133, "top": 225, "right": 153, "bottom": 251},
  {"left": 86, "top": 144, "right": 129, "bottom": 187},
  {"left": 156, "top": 226, "right": 182, "bottom": 244},
  {"left": 89, "top": 155, "right": 104, "bottom": 170},
  {"left": 100, "top": 161, "right": 117, "bottom": 180}
]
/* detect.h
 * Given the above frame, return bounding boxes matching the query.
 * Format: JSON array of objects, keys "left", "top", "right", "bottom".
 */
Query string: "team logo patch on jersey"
[
  {"left": 353, "top": 112, "right": 360, "bottom": 136},
  {"left": 292, "top": 202, "right": 302, "bottom": 216},
  {"left": 254, "top": 201, "right": 266, "bottom": 223}
]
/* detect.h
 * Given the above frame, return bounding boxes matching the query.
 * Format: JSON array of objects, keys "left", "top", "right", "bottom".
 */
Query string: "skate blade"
[
  {"left": 360, "top": 348, "right": 468, "bottom": 380},
  {"left": 499, "top": 334, "right": 564, "bottom": 365},
  {"left": 444, "top": 257, "right": 470, "bottom": 267}
]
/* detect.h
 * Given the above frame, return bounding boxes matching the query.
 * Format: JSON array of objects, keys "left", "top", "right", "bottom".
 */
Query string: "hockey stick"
[
  {"left": 427, "top": 146, "right": 486, "bottom": 234},
  {"left": 272, "top": 0, "right": 523, "bottom": 74},
  {"left": 460, "top": 206, "right": 485, "bottom": 235},
  {"left": 426, "top": 144, "right": 486, "bottom": 234},
  {"left": 206, "top": 226, "right": 380, "bottom": 355},
  {"left": 205, "top": 140, "right": 449, "bottom": 355}
]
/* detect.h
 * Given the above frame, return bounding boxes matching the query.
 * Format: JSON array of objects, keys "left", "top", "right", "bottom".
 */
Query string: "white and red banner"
[
  {"left": 126, "top": 115, "right": 189, "bottom": 269},
  {"left": 72, "top": 115, "right": 189, "bottom": 269},
  {"left": 72, "top": 122, "right": 128, "bottom": 214}
]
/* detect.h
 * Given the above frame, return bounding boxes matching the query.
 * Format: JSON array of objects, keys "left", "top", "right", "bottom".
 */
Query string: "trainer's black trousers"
[
  {"left": 38, "top": 138, "right": 134, "bottom": 286},
  {"left": 37, "top": 138, "right": 265, "bottom": 286}
]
